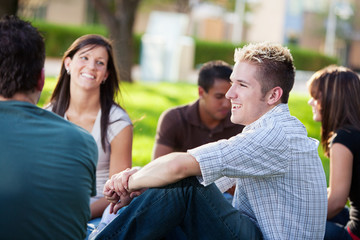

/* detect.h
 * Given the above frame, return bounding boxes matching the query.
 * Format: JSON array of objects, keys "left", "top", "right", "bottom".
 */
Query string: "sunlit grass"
[{"left": 39, "top": 78, "right": 329, "bottom": 184}]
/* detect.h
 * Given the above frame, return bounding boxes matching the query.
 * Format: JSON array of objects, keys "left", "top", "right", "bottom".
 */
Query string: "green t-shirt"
[{"left": 0, "top": 101, "right": 98, "bottom": 239}]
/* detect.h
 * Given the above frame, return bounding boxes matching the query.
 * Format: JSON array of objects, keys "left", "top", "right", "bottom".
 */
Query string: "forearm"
[
  {"left": 90, "top": 197, "right": 109, "bottom": 219},
  {"left": 327, "top": 191, "right": 347, "bottom": 219},
  {"left": 128, "top": 152, "right": 200, "bottom": 191}
]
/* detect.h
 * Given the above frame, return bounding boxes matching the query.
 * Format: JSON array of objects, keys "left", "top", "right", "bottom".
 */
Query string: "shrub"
[
  {"left": 193, "top": 39, "right": 338, "bottom": 71},
  {"left": 33, "top": 21, "right": 108, "bottom": 57},
  {"left": 32, "top": 21, "right": 338, "bottom": 71},
  {"left": 289, "top": 45, "right": 339, "bottom": 71}
]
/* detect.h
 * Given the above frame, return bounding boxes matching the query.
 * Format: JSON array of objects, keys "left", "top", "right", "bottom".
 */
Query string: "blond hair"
[{"left": 234, "top": 42, "right": 295, "bottom": 103}]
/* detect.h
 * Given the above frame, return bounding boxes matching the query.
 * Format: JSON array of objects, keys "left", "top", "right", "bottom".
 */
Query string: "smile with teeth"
[
  {"left": 81, "top": 73, "right": 95, "bottom": 79},
  {"left": 232, "top": 104, "right": 242, "bottom": 109}
]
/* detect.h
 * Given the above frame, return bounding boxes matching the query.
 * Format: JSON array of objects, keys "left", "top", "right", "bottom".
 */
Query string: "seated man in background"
[
  {"left": 0, "top": 15, "right": 98, "bottom": 239},
  {"left": 152, "top": 60, "right": 244, "bottom": 160}
]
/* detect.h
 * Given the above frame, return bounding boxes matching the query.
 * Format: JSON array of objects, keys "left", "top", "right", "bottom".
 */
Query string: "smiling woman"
[
  {"left": 64, "top": 45, "right": 109, "bottom": 92},
  {"left": 43, "top": 35, "right": 133, "bottom": 233}
]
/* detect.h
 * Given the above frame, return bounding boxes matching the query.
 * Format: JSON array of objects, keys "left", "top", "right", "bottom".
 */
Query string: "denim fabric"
[
  {"left": 95, "top": 177, "right": 262, "bottom": 240},
  {"left": 86, "top": 218, "right": 102, "bottom": 240},
  {"left": 324, "top": 208, "right": 351, "bottom": 240},
  {"left": 89, "top": 206, "right": 127, "bottom": 240}
]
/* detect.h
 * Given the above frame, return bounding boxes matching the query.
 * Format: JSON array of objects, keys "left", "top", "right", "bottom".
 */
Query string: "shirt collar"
[{"left": 244, "top": 103, "right": 289, "bottom": 131}]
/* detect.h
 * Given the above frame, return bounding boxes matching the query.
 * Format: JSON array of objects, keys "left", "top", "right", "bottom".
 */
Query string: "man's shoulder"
[
  {"left": 39, "top": 109, "right": 97, "bottom": 153},
  {"left": 164, "top": 102, "right": 193, "bottom": 114},
  {"left": 161, "top": 101, "right": 197, "bottom": 121},
  {"left": 160, "top": 103, "right": 189, "bottom": 121}
]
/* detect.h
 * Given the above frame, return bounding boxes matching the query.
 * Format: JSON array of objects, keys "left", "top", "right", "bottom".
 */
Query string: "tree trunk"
[
  {"left": 175, "top": 0, "right": 190, "bottom": 13},
  {"left": 90, "top": 0, "right": 141, "bottom": 82},
  {"left": 0, "top": 0, "right": 18, "bottom": 17}
]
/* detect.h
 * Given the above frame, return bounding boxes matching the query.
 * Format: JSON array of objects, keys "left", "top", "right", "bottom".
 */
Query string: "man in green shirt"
[{"left": 0, "top": 15, "right": 98, "bottom": 239}]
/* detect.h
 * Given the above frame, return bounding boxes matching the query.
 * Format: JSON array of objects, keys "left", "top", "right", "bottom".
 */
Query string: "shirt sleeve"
[
  {"left": 107, "top": 106, "right": 132, "bottom": 143},
  {"left": 332, "top": 128, "right": 356, "bottom": 155},
  {"left": 189, "top": 126, "right": 290, "bottom": 187},
  {"left": 214, "top": 177, "right": 236, "bottom": 193}
]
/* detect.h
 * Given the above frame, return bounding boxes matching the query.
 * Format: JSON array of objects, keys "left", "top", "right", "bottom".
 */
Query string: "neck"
[
  {"left": 198, "top": 107, "right": 221, "bottom": 129},
  {"left": 0, "top": 92, "right": 38, "bottom": 105},
  {"left": 68, "top": 88, "right": 101, "bottom": 114}
]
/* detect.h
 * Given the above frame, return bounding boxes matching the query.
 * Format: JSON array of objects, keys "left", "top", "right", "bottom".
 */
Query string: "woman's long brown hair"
[
  {"left": 50, "top": 34, "right": 123, "bottom": 152},
  {"left": 307, "top": 65, "right": 360, "bottom": 156}
]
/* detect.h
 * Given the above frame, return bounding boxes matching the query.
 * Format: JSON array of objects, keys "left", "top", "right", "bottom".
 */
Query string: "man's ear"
[
  {"left": 198, "top": 86, "right": 205, "bottom": 98},
  {"left": 267, "top": 86, "right": 283, "bottom": 105},
  {"left": 36, "top": 68, "right": 45, "bottom": 92}
]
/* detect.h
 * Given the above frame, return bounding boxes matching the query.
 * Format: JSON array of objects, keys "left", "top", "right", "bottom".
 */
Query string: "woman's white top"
[
  {"left": 47, "top": 104, "right": 132, "bottom": 203},
  {"left": 81, "top": 105, "right": 132, "bottom": 203}
]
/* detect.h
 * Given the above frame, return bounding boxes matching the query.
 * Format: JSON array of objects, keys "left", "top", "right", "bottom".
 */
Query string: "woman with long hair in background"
[
  {"left": 47, "top": 34, "right": 133, "bottom": 230},
  {"left": 307, "top": 65, "right": 360, "bottom": 240}
]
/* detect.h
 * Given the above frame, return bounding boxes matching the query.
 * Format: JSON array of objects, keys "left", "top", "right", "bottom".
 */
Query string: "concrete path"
[{"left": 45, "top": 58, "right": 312, "bottom": 93}]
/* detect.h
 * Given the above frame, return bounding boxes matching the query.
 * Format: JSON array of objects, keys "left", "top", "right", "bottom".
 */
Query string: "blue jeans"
[
  {"left": 324, "top": 207, "right": 351, "bottom": 240},
  {"left": 86, "top": 218, "right": 101, "bottom": 239},
  {"left": 95, "top": 177, "right": 262, "bottom": 240}
]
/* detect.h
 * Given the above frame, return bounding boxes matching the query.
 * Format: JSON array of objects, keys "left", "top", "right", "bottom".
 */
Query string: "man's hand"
[
  {"left": 103, "top": 167, "right": 145, "bottom": 213},
  {"left": 103, "top": 178, "right": 133, "bottom": 214}
]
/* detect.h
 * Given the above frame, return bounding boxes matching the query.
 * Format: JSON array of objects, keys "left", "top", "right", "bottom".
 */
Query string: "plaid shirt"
[{"left": 188, "top": 104, "right": 327, "bottom": 240}]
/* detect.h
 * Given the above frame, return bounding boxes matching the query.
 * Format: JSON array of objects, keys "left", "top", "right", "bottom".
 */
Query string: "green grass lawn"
[{"left": 39, "top": 78, "right": 329, "bottom": 184}]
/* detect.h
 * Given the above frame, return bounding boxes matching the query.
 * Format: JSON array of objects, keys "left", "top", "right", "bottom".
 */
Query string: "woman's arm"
[
  {"left": 90, "top": 125, "right": 133, "bottom": 219},
  {"left": 327, "top": 143, "right": 353, "bottom": 219},
  {"left": 109, "top": 125, "right": 133, "bottom": 176}
]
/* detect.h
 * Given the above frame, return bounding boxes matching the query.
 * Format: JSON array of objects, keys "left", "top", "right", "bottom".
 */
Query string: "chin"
[
  {"left": 230, "top": 117, "right": 241, "bottom": 125},
  {"left": 313, "top": 116, "right": 321, "bottom": 122}
]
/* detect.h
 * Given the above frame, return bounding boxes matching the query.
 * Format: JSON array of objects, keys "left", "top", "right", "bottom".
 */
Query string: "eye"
[
  {"left": 215, "top": 95, "right": 224, "bottom": 100},
  {"left": 96, "top": 61, "right": 105, "bottom": 66},
  {"left": 80, "top": 56, "right": 88, "bottom": 60}
]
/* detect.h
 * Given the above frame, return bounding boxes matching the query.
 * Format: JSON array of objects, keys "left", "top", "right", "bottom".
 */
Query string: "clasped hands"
[{"left": 103, "top": 167, "right": 146, "bottom": 214}]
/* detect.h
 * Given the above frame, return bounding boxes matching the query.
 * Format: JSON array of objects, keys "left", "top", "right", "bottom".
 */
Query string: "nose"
[
  {"left": 308, "top": 98, "right": 314, "bottom": 106},
  {"left": 87, "top": 59, "right": 96, "bottom": 69},
  {"left": 225, "top": 85, "right": 235, "bottom": 100}
]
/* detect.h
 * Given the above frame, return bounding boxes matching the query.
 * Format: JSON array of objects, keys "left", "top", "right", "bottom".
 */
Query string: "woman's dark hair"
[
  {"left": 50, "top": 34, "right": 122, "bottom": 151},
  {"left": 307, "top": 65, "right": 360, "bottom": 156}
]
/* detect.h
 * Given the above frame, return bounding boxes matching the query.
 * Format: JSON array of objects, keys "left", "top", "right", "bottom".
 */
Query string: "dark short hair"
[
  {"left": 198, "top": 60, "right": 232, "bottom": 92},
  {"left": 0, "top": 15, "right": 45, "bottom": 98}
]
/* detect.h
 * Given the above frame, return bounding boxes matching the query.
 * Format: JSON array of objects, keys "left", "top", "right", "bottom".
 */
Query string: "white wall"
[
  {"left": 246, "top": 0, "right": 287, "bottom": 43},
  {"left": 46, "top": 0, "right": 86, "bottom": 25}
]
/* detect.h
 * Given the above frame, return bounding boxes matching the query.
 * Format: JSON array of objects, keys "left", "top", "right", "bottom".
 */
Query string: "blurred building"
[
  {"left": 18, "top": 0, "right": 88, "bottom": 25},
  {"left": 18, "top": 0, "right": 360, "bottom": 70},
  {"left": 188, "top": 0, "right": 359, "bottom": 69}
]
